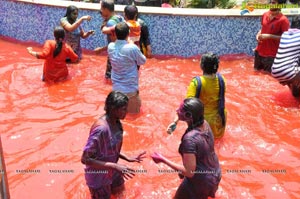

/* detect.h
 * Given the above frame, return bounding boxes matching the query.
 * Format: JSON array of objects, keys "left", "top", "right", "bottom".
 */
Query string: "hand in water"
[{"left": 166, "top": 122, "right": 177, "bottom": 134}]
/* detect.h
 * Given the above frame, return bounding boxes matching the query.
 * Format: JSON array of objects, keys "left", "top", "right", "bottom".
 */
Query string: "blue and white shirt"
[
  {"left": 272, "top": 29, "right": 300, "bottom": 83},
  {"left": 108, "top": 40, "right": 146, "bottom": 93}
]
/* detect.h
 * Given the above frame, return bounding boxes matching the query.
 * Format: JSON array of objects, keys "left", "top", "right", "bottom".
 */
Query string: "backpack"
[{"left": 194, "top": 73, "right": 226, "bottom": 126}]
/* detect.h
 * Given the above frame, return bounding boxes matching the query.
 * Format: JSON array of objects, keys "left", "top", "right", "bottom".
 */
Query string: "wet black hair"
[
  {"left": 104, "top": 91, "right": 129, "bottom": 115},
  {"left": 291, "top": 15, "right": 300, "bottom": 29},
  {"left": 182, "top": 98, "right": 204, "bottom": 129},
  {"left": 53, "top": 26, "right": 65, "bottom": 58},
  {"left": 124, "top": 5, "right": 138, "bottom": 20},
  {"left": 101, "top": 0, "right": 114, "bottom": 12},
  {"left": 277, "top": 0, "right": 287, "bottom": 4},
  {"left": 64, "top": 5, "right": 78, "bottom": 24},
  {"left": 115, "top": 22, "right": 130, "bottom": 40},
  {"left": 200, "top": 52, "right": 219, "bottom": 74}
]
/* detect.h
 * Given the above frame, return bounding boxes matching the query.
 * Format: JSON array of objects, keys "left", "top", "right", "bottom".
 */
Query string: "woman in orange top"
[{"left": 27, "top": 26, "right": 78, "bottom": 83}]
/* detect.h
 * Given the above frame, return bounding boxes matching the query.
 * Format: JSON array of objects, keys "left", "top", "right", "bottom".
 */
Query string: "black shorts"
[{"left": 254, "top": 51, "right": 274, "bottom": 73}]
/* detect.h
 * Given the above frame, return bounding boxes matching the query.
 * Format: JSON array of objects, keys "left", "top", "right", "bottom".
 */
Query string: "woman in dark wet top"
[{"left": 152, "top": 97, "right": 221, "bottom": 199}]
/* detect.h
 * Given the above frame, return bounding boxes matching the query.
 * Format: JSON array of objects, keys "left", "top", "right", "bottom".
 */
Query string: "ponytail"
[
  {"left": 53, "top": 39, "right": 63, "bottom": 58},
  {"left": 53, "top": 26, "right": 65, "bottom": 58}
]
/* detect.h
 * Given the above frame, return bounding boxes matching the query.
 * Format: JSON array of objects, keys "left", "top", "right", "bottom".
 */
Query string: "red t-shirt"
[{"left": 256, "top": 11, "right": 289, "bottom": 57}]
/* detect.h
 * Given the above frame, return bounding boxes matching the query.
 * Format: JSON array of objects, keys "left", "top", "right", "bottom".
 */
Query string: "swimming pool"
[
  {"left": 0, "top": 38, "right": 299, "bottom": 198},
  {"left": 2, "top": 1, "right": 300, "bottom": 198}
]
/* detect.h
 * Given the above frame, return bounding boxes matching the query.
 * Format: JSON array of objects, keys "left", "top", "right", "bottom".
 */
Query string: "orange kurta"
[{"left": 37, "top": 40, "right": 78, "bottom": 82}]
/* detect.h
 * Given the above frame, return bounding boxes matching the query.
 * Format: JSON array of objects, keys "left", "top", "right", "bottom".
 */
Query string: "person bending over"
[{"left": 272, "top": 16, "right": 300, "bottom": 97}]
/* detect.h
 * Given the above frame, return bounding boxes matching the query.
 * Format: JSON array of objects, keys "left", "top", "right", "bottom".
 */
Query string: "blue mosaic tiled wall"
[{"left": 0, "top": 1, "right": 292, "bottom": 57}]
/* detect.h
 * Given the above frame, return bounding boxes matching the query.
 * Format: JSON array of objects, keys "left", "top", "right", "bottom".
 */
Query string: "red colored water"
[{"left": 1, "top": 38, "right": 299, "bottom": 199}]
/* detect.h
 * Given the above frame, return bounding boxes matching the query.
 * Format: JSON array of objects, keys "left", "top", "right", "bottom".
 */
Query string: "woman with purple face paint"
[{"left": 151, "top": 98, "right": 221, "bottom": 199}]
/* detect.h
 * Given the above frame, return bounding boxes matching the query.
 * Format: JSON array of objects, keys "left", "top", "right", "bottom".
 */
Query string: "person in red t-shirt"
[
  {"left": 254, "top": 3, "right": 290, "bottom": 73},
  {"left": 27, "top": 26, "right": 78, "bottom": 83}
]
